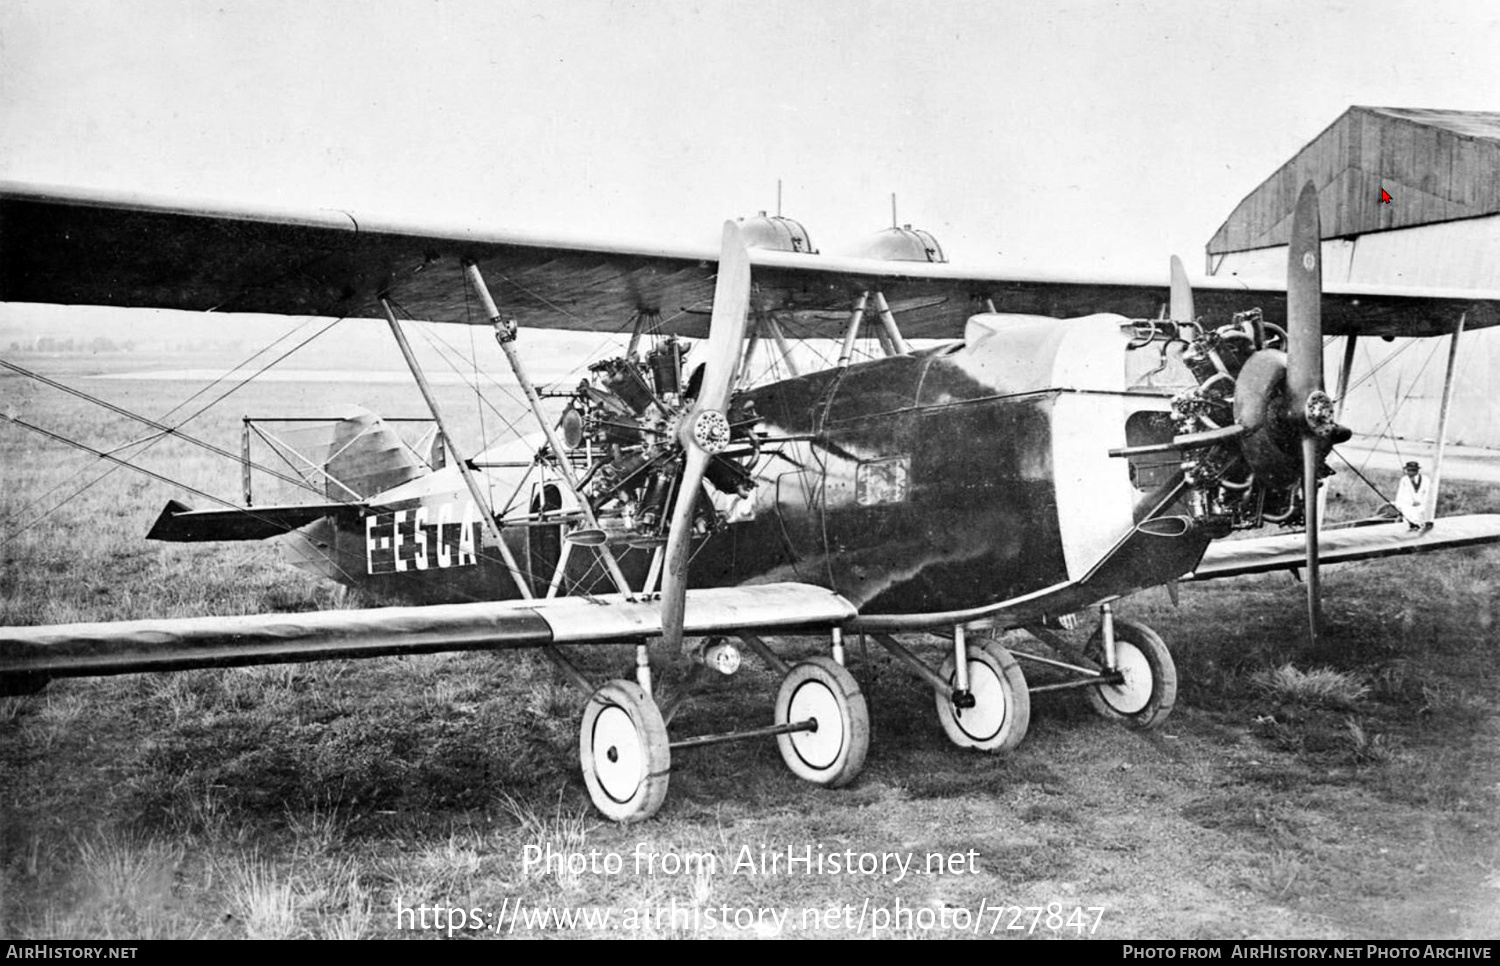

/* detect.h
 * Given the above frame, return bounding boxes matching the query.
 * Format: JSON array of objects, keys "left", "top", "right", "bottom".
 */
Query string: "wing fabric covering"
[
  {"left": 1188, "top": 514, "right": 1500, "bottom": 580},
  {"left": 0, "top": 584, "right": 857, "bottom": 685},
  {"left": 3, "top": 182, "right": 1499, "bottom": 339}
]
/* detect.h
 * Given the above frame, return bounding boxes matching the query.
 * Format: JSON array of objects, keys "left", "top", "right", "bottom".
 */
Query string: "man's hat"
[{"left": 1404, "top": 461, "right": 1420, "bottom": 471}]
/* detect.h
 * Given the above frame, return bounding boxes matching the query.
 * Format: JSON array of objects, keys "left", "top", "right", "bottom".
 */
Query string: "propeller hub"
[
  {"left": 688, "top": 409, "right": 731, "bottom": 453},
  {"left": 1302, "top": 389, "right": 1349, "bottom": 442}
]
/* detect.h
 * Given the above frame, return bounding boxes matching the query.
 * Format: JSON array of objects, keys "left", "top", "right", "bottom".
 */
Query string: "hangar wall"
[
  {"left": 1207, "top": 106, "right": 1500, "bottom": 261},
  {"left": 1322, "top": 333, "right": 1499, "bottom": 453},
  {"left": 1207, "top": 106, "right": 1500, "bottom": 453}
]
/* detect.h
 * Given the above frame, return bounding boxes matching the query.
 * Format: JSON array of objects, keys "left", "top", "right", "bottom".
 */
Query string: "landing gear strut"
[
  {"left": 865, "top": 627, "right": 1031, "bottom": 754},
  {"left": 935, "top": 641, "right": 1030, "bottom": 752},
  {"left": 1083, "top": 609, "right": 1177, "bottom": 729}
]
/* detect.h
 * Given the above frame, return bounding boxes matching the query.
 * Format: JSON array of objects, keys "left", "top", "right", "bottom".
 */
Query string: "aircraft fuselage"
[{"left": 307, "top": 314, "right": 1211, "bottom": 626}]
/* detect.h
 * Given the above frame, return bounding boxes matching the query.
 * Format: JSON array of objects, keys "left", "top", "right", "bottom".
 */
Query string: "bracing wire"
[
  {"left": 3, "top": 316, "right": 347, "bottom": 544},
  {"left": 0, "top": 316, "right": 331, "bottom": 531}
]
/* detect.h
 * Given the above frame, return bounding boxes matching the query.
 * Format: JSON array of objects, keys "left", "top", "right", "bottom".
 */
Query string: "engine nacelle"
[
  {"left": 736, "top": 212, "right": 816, "bottom": 254},
  {"left": 852, "top": 224, "right": 947, "bottom": 263}
]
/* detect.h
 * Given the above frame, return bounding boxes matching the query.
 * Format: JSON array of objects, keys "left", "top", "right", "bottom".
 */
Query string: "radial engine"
[
  {"left": 557, "top": 338, "right": 761, "bottom": 543},
  {"left": 1124, "top": 309, "right": 1341, "bottom": 534}
]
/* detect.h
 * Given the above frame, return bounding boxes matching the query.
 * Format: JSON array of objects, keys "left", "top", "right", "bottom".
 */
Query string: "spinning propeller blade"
[{"left": 660, "top": 222, "right": 752, "bottom": 650}]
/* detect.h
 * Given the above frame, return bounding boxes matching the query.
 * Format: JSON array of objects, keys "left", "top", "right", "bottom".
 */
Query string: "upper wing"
[
  {"left": 1188, "top": 514, "right": 1500, "bottom": 581},
  {"left": 4, "top": 181, "right": 1499, "bottom": 339},
  {"left": 0, "top": 582, "right": 855, "bottom": 690}
]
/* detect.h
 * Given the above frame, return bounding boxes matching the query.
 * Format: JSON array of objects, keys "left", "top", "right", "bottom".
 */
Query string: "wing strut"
[
  {"left": 460, "top": 263, "right": 636, "bottom": 600},
  {"left": 380, "top": 298, "right": 534, "bottom": 601},
  {"left": 837, "top": 292, "right": 869, "bottom": 366},
  {"left": 763, "top": 315, "right": 802, "bottom": 377},
  {"left": 1426, "top": 311, "right": 1467, "bottom": 524},
  {"left": 1319, "top": 333, "right": 1360, "bottom": 524},
  {"left": 872, "top": 291, "right": 911, "bottom": 356}
]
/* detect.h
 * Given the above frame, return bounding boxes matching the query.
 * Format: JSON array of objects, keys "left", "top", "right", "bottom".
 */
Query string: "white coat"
[{"left": 1396, "top": 473, "right": 1427, "bottom": 527}]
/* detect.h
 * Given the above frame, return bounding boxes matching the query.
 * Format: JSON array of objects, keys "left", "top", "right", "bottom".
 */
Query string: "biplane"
[{"left": 3, "top": 179, "right": 1499, "bottom": 821}]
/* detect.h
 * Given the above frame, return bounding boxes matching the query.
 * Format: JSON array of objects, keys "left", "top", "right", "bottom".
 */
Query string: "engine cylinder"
[
  {"left": 598, "top": 359, "right": 655, "bottom": 414},
  {"left": 648, "top": 338, "right": 683, "bottom": 397}
]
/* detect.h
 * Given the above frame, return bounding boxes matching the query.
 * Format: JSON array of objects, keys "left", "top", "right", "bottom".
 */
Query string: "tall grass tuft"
[
  {"left": 286, "top": 803, "right": 345, "bottom": 857},
  {"left": 501, "top": 791, "right": 595, "bottom": 892},
  {"left": 0, "top": 695, "right": 30, "bottom": 723},
  {"left": 1251, "top": 663, "right": 1370, "bottom": 708},
  {"left": 318, "top": 869, "right": 374, "bottom": 940},
  {"left": 77, "top": 832, "right": 183, "bottom": 915},
  {"left": 225, "top": 856, "right": 301, "bottom": 940}
]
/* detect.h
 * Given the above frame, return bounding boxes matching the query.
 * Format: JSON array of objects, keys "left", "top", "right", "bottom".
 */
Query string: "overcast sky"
[{"left": 4, "top": 0, "right": 1498, "bottom": 276}]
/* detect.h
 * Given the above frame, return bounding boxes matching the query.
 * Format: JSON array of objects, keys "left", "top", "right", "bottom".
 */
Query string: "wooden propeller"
[
  {"left": 659, "top": 222, "right": 752, "bottom": 651},
  {"left": 1285, "top": 181, "right": 1328, "bottom": 644},
  {"left": 1174, "top": 183, "right": 1343, "bottom": 644},
  {"left": 1169, "top": 254, "right": 1194, "bottom": 325}
]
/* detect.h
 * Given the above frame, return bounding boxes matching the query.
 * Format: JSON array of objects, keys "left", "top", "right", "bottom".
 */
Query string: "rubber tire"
[
  {"left": 579, "top": 680, "right": 671, "bottom": 823},
  {"left": 935, "top": 642, "right": 1031, "bottom": 752},
  {"left": 1084, "top": 619, "right": 1178, "bottom": 729},
  {"left": 774, "top": 657, "right": 870, "bottom": 787}
]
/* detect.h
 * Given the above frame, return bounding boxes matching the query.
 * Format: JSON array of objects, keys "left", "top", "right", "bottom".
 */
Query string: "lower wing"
[
  {"left": 1188, "top": 514, "right": 1500, "bottom": 580},
  {"left": 0, "top": 583, "right": 855, "bottom": 692}
]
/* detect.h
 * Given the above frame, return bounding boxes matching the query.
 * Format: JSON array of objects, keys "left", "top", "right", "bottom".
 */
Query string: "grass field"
[{"left": 3, "top": 356, "right": 1499, "bottom": 940}]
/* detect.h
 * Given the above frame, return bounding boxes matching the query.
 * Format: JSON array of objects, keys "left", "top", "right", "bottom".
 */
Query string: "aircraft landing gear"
[
  {"left": 573, "top": 627, "right": 871, "bottom": 821},
  {"left": 773, "top": 656, "right": 871, "bottom": 787},
  {"left": 579, "top": 679, "right": 671, "bottom": 823},
  {"left": 1083, "top": 610, "right": 1177, "bottom": 730},
  {"left": 935, "top": 641, "right": 1030, "bottom": 752}
]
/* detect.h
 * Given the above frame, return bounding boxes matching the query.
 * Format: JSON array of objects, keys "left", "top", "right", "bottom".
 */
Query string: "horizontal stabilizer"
[
  {"left": 0, "top": 583, "right": 856, "bottom": 684},
  {"left": 147, "top": 499, "right": 360, "bottom": 542},
  {"left": 1188, "top": 514, "right": 1500, "bottom": 580}
]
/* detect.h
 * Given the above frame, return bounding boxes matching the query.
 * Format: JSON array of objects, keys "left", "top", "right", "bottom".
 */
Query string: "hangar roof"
[{"left": 1207, "top": 106, "right": 1500, "bottom": 255}]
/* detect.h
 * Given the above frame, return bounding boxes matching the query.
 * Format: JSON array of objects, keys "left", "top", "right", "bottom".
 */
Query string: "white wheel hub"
[
  {"left": 591, "top": 704, "right": 645, "bottom": 803},
  {"left": 774, "top": 657, "right": 869, "bottom": 786},
  {"left": 785, "top": 680, "right": 844, "bottom": 770},
  {"left": 956, "top": 659, "right": 1008, "bottom": 742},
  {"left": 934, "top": 642, "right": 1029, "bottom": 752},
  {"left": 1097, "top": 642, "right": 1152, "bottom": 714}
]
